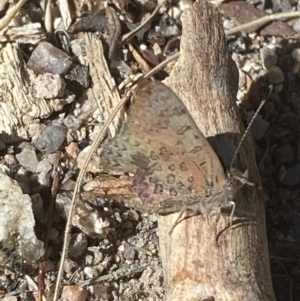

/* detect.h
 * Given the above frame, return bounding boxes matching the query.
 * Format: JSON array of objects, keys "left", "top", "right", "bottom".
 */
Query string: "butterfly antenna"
[{"left": 230, "top": 85, "right": 273, "bottom": 169}]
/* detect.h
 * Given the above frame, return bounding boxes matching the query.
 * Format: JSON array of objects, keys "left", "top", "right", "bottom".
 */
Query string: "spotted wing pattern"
[{"left": 100, "top": 82, "right": 226, "bottom": 213}]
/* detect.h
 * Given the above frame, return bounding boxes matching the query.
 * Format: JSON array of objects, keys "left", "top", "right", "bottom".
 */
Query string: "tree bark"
[{"left": 160, "top": 2, "right": 275, "bottom": 301}]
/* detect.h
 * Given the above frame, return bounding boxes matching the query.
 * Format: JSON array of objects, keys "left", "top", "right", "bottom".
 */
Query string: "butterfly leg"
[
  {"left": 229, "top": 200, "right": 236, "bottom": 228},
  {"left": 168, "top": 210, "right": 186, "bottom": 235}
]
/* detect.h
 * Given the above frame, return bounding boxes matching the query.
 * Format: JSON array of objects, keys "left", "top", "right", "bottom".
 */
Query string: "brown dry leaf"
[
  {"left": 245, "top": 73, "right": 261, "bottom": 109},
  {"left": 65, "top": 142, "right": 80, "bottom": 160},
  {"left": 61, "top": 285, "right": 88, "bottom": 301},
  {"left": 219, "top": 1, "right": 296, "bottom": 38}
]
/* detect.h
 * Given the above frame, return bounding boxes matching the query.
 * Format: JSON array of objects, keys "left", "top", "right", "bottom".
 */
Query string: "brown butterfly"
[{"left": 83, "top": 81, "right": 253, "bottom": 230}]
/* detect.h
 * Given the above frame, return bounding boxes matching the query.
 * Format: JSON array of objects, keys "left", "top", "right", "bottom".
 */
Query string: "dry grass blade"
[
  {"left": 0, "top": 0, "right": 28, "bottom": 31},
  {"left": 225, "top": 10, "right": 300, "bottom": 36},
  {"left": 122, "top": 0, "right": 167, "bottom": 44}
]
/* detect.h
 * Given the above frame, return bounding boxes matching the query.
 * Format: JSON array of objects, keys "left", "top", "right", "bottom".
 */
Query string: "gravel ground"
[{"left": 1, "top": 0, "right": 300, "bottom": 300}]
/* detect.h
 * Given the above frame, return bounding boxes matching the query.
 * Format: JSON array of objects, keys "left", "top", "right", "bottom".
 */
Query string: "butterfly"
[{"left": 83, "top": 81, "right": 253, "bottom": 231}]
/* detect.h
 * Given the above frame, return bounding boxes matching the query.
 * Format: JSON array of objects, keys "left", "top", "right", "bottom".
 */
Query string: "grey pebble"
[
  {"left": 33, "top": 122, "right": 68, "bottom": 153},
  {"left": 48, "top": 227, "right": 59, "bottom": 241},
  {"left": 45, "top": 260, "right": 56, "bottom": 272},
  {"left": 247, "top": 111, "right": 269, "bottom": 141},
  {"left": 36, "top": 159, "right": 53, "bottom": 173},
  {"left": 35, "top": 73, "right": 66, "bottom": 99},
  {"left": 85, "top": 254, "right": 94, "bottom": 265},
  {"left": 31, "top": 193, "right": 45, "bottom": 219},
  {"left": 260, "top": 46, "right": 277, "bottom": 70},
  {"left": 268, "top": 66, "right": 284, "bottom": 84},
  {"left": 27, "top": 41, "right": 72, "bottom": 75},
  {"left": 60, "top": 179, "right": 76, "bottom": 191},
  {"left": 274, "top": 144, "right": 294, "bottom": 164},
  {"left": 4, "top": 154, "right": 16, "bottom": 165},
  {"left": 292, "top": 265, "right": 300, "bottom": 276},
  {"left": 293, "top": 19, "right": 300, "bottom": 33},
  {"left": 124, "top": 247, "right": 136, "bottom": 261},
  {"left": 63, "top": 258, "right": 79, "bottom": 274},
  {"left": 68, "top": 233, "right": 88, "bottom": 259},
  {"left": 292, "top": 48, "right": 300, "bottom": 63},
  {"left": 29, "top": 172, "right": 52, "bottom": 192},
  {"left": 280, "top": 162, "right": 300, "bottom": 186},
  {"left": 16, "top": 148, "right": 39, "bottom": 172},
  {"left": 0, "top": 138, "right": 6, "bottom": 151}
]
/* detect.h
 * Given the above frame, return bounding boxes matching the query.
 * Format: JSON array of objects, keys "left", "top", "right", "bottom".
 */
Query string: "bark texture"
[{"left": 160, "top": 2, "right": 275, "bottom": 301}]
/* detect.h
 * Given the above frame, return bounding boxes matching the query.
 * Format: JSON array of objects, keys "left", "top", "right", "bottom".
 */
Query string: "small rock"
[
  {"left": 0, "top": 138, "right": 6, "bottom": 151},
  {"left": 28, "top": 122, "right": 46, "bottom": 140},
  {"left": 33, "top": 122, "right": 68, "bottom": 153},
  {"left": 278, "top": 165, "right": 287, "bottom": 181},
  {"left": 277, "top": 232, "right": 284, "bottom": 240},
  {"left": 18, "top": 141, "right": 36, "bottom": 151},
  {"left": 291, "top": 265, "right": 300, "bottom": 276},
  {"left": 29, "top": 172, "right": 52, "bottom": 192},
  {"left": 268, "top": 66, "right": 284, "bottom": 84},
  {"left": 247, "top": 112, "right": 269, "bottom": 140},
  {"left": 77, "top": 146, "right": 102, "bottom": 173},
  {"left": 273, "top": 84, "right": 283, "bottom": 93},
  {"left": 293, "top": 18, "right": 300, "bottom": 32},
  {"left": 4, "top": 154, "right": 16, "bottom": 165},
  {"left": 45, "top": 259, "right": 55, "bottom": 272},
  {"left": 16, "top": 149, "right": 39, "bottom": 172},
  {"left": 0, "top": 170, "right": 44, "bottom": 272},
  {"left": 149, "top": 213, "right": 158, "bottom": 223},
  {"left": 68, "top": 233, "right": 88, "bottom": 259},
  {"left": 36, "top": 159, "right": 53, "bottom": 173},
  {"left": 2, "top": 297, "right": 18, "bottom": 301},
  {"left": 35, "top": 73, "right": 66, "bottom": 99},
  {"left": 31, "top": 193, "right": 45, "bottom": 219},
  {"left": 63, "top": 115, "right": 82, "bottom": 131},
  {"left": 157, "top": 24, "right": 179, "bottom": 37},
  {"left": 27, "top": 41, "right": 72, "bottom": 75},
  {"left": 260, "top": 45, "right": 277, "bottom": 70},
  {"left": 292, "top": 48, "right": 300, "bottom": 63},
  {"left": 84, "top": 266, "right": 99, "bottom": 279},
  {"left": 87, "top": 247, "right": 104, "bottom": 264},
  {"left": 273, "top": 144, "right": 294, "bottom": 164},
  {"left": 56, "top": 194, "right": 112, "bottom": 238},
  {"left": 123, "top": 221, "right": 134, "bottom": 229},
  {"left": 124, "top": 246, "right": 136, "bottom": 261},
  {"left": 168, "top": 6, "right": 182, "bottom": 19},
  {"left": 114, "top": 212, "right": 122, "bottom": 223},
  {"left": 15, "top": 167, "right": 31, "bottom": 194},
  {"left": 65, "top": 65, "right": 89, "bottom": 88},
  {"left": 281, "top": 162, "right": 300, "bottom": 186},
  {"left": 65, "top": 142, "right": 80, "bottom": 159},
  {"left": 61, "top": 286, "right": 88, "bottom": 301},
  {"left": 63, "top": 258, "right": 79, "bottom": 274},
  {"left": 48, "top": 227, "right": 59, "bottom": 241},
  {"left": 85, "top": 254, "right": 93, "bottom": 265},
  {"left": 60, "top": 179, "right": 76, "bottom": 191},
  {"left": 296, "top": 141, "right": 300, "bottom": 161}
]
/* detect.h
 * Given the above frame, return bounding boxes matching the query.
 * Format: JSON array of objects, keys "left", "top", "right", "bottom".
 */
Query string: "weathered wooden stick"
[{"left": 160, "top": 2, "right": 275, "bottom": 300}]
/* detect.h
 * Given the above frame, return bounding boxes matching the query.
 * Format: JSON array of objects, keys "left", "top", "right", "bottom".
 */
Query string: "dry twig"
[
  {"left": 0, "top": 0, "right": 28, "bottom": 31},
  {"left": 225, "top": 10, "right": 300, "bottom": 35}
]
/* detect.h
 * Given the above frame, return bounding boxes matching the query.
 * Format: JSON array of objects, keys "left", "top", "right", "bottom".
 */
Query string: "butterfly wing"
[{"left": 100, "top": 82, "right": 226, "bottom": 213}]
